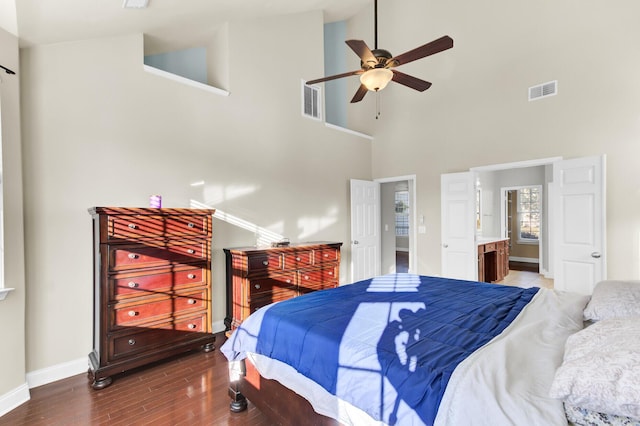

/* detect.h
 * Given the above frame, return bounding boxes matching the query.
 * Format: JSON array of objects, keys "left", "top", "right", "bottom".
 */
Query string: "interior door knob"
[
  {"left": 591, "top": 252, "right": 601, "bottom": 258},
  {"left": 443, "top": 244, "right": 449, "bottom": 248},
  {"left": 353, "top": 240, "right": 359, "bottom": 245}
]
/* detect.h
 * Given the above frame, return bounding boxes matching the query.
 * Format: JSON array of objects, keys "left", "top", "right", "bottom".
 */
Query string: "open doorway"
[{"left": 379, "top": 177, "right": 416, "bottom": 274}]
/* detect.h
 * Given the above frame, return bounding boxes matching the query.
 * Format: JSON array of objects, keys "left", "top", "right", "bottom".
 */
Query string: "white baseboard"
[
  {"left": 0, "top": 383, "right": 30, "bottom": 417},
  {"left": 212, "top": 320, "right": 226, "bottom": 334},
  {"left": 509, "top": 256, "right": 539, "bottom": 264},
  {"left": 26, "top": 357, "right": 88, "bottom": 389}
]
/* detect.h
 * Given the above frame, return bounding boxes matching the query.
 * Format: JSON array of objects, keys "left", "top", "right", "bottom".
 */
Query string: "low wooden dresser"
[
  {"left": 88, "top": 207, "right": 216, "bottom": 389},
  {"left": 224, "top": 242, "right": 342, "bottom": 331}
]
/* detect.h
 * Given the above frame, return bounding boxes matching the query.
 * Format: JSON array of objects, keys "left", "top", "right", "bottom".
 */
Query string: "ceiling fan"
[{"left": 306, "top": 0, "right": 453, "bottom": 103}]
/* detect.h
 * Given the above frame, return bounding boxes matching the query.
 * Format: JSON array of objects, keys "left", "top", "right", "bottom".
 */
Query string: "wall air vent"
[
  {"left": 123, "top": 0, "right": 149, "bottom": 8},
  {"left": 302, "top": 80, "right": 322, "bottom": 121},
  {"left": 528, "top": 80, "right": 557, "bottom": 101}
]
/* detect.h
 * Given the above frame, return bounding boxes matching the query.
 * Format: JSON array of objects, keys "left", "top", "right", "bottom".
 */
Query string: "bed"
[{"left": 220, "top": 274, "right": 640, "bottom": 426}]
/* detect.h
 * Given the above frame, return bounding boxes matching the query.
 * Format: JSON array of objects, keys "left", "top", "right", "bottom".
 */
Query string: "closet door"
[{"left": 553, "top": 155, "right": 606, "bottom": 294}]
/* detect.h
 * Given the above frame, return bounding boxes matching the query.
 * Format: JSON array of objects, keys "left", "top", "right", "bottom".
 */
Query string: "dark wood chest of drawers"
[
  {"left": 224, "top": 242, "right": 342, "bottom": 331},
  {"left": 88, "top": 207, "right": 216, "bottom": 389}
]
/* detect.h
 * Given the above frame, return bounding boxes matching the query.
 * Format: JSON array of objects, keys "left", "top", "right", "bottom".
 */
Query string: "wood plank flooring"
[{"left": 0, "top": 333, "right": 275, "bottom": 426}]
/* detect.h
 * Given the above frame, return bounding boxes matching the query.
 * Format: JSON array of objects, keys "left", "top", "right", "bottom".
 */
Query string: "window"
[
  {"left": 517, "top": 187, "right": 541, "bottom": 243},
  {"left": 0, "top": 99, "right": 8, "bottom": 300},
  {"left": 395, "top": 191, "right": 409, "bottom": 237}
]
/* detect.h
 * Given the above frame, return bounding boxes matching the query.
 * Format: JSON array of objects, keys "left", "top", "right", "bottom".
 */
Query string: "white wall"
[
  {"left": 19, "top": 11, "right": 372, "bottom": 374},
  {"left": 348, "top": 0, "right": 640, "bottom": 279}
]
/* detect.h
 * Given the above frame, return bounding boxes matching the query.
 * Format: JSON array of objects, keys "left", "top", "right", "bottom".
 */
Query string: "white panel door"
[
  {"left": 553, "top": 155, "right": 606, "bottom": 294},
  {"left": 350, "top": 179, "right": 381, "bottom": 283},
  {"left": 441, "top": 172, "right": 477, "bottom": 280}
]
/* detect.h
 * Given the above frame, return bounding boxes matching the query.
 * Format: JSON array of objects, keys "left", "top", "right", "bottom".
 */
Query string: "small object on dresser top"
[
  {"left": 149, "top": 194, "right": 162, "bottom": 208},
  {"left": 271, "top": 238, "right": 290, "bottom": 247}
]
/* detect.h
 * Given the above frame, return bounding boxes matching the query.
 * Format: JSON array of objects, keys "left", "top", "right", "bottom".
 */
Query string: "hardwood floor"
[
  {"left": 0, "top": 333, "right": 275, "bottom": 426},
  {"left": 395, "top": 251, "right": 409, "bottom": 273}
]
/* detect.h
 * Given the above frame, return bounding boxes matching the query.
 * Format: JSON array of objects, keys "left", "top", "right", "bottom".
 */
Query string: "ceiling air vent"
[{"left": 528, "top": 80, "right": 557, "bottom": 101}]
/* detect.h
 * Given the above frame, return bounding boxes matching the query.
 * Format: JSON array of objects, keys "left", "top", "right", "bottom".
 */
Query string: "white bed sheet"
[{"left": 245, "top": 288, "right": 588, "bottom": 426}]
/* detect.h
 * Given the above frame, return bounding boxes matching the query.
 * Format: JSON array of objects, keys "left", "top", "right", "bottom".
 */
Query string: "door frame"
[
  {"left": 375, "top": 175, "right": 417, "bottom": 274},
  {"left": 471, "top": 157, "right": 561, "bottom": 278}
]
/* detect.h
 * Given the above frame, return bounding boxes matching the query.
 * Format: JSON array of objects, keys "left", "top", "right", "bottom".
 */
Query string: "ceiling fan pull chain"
[{"left": 376, "top": 91, "right": 381, "bottom": 119}]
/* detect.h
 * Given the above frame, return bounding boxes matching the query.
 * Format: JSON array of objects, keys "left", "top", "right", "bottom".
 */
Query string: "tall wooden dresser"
[
  {"left": 88, "top": 207, "right": 216, "bottom": 389},
  {"left": 224, "top": 242, "right": 342, "bottom": 331}
]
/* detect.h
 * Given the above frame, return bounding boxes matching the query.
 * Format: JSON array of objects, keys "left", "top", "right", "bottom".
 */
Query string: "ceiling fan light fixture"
[{"left": 360, "top": 68, "right": 393, "bottom": 92}]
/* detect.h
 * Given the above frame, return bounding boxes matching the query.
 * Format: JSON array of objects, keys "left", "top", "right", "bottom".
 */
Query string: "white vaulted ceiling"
[{"left": 10, "top": 0, "right": 371, "bottom": 51}]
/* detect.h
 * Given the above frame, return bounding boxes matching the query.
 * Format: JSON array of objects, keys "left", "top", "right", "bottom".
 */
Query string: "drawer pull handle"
[
  {"left": 128, "top": 223, "right": 137, "bottom": 229},
  {"left": 187, "top": 274, "right": 196, "bottom": 279},
  {"left": 286, "top": 279, "right": 291, "bottom": 284},
  {"left": 255, "top": 284, "right": 261, "bottom": 289},
  {"left": 328, "top": 271, "right": 333, "bottom": 276},
  {"left": 127, "top": 281, "right": 139, "bottom": 288},
  {"left": 128, "top": 253, "right": 138, "bottom": 259},
  {"left": 188, "top": 223, "right": 195, "bottom": 228},
  {"left": 324, "top": 253, "right": 329, "bottom": 258},
  {"left": 187, "top": 249, "right": 196, "bottom": 254},
  {"left": 296, "top": 257, "right": 301, "bottom": 261},
  {"left": 304, "top": 275, "right": 309, "bottom": 280},
  {"left": 128, "top": 339, "right": 136, "bottom": 345},
  {"left": 188, "top": 324, "right": 196, "bottom": 330},
  {"left": 128, "top": 310, "right": 138, "bottom": 317},
  {"left": 187, "top": 299, "right": 196, "bottom": 305},
  {"left": 262, "top": 260, "right": 269, "bottom": 266}
]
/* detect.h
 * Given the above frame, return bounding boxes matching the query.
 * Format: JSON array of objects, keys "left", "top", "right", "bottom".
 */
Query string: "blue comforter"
[{"left": 221, "top": 274, "right": 538, "bottom": 425}]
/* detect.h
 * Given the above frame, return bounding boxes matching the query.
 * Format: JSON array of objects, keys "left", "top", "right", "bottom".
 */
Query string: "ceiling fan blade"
[
  {"left": 391, "top": 70, "right": 432, "bottom": 92},
  {"left": 345, "top": 40, "right": 378, "bottom": 67},
  {"left": 389, "top": 35, "right": 454, "bottom": 67},
  {"left": 306, "top": 70, "right": 363, "bottom": 85},
  {"left": 350, "top": 84, "right": 369, "bottom": 103}
]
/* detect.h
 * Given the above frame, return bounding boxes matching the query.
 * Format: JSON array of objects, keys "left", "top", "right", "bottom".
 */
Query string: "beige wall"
[
  {"left": 19, "top": 12, "right": 371, "bottom": 373},
  {"left": 0, "top": 26, "right": 27, "bottom": 398},
  {"left": 348, "top": 0, "right": 640, "bottom": 279}
]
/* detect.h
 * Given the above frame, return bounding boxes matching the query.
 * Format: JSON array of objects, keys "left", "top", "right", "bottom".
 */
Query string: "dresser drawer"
[
  {"left": 249, "top": 273, "right": 297, "bottom": 296},
  {"left": 246, "top": 253, "right": 283, "bottom": 274},
  {"left": 110, "top": 314, "right": 209, "bottom": 360},
  {"left": 110, "top": 265, "right": 207, "bottom": 300},
  {"left": 111, "top": 288, "right": 208, "bottom": 328},
  {"left": 482, "top": 242, "right": 497, "bottom": 253},
  {"left": 107, "top": 215, "right": 210, "bottom": 240},
  {"left": 282, "top": 250, "right": 313, "bottom": 269},
  {"left": 109, "top": 241, "right": 207, "bottom": 271},
  {"left": 298, "top": 267, "right": 338, "bottom": 294},
  {"left": 249, "top": 288, "right": 298, "bottom": 313},
  {"left": 315, "top": 247, "right": 340, "bottom": 263}
]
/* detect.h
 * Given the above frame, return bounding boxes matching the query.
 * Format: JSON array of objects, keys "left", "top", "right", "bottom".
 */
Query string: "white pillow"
[
  {"left": 583, "top": 280, "right": 640, "bottom": 321},
  {"left": 549, "top": 317, "right": 640, "bottom": 420}
]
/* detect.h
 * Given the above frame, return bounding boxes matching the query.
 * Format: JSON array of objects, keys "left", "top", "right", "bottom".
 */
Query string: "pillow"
[
  {"left": 583, "top": 280, "right": 640, "bottom": 321},
  {"left": 564, "top": 403, "right": 640, "bottom": 426},
  {"left": 549, "top": 317, "right": 640, "bottom": 420}
]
